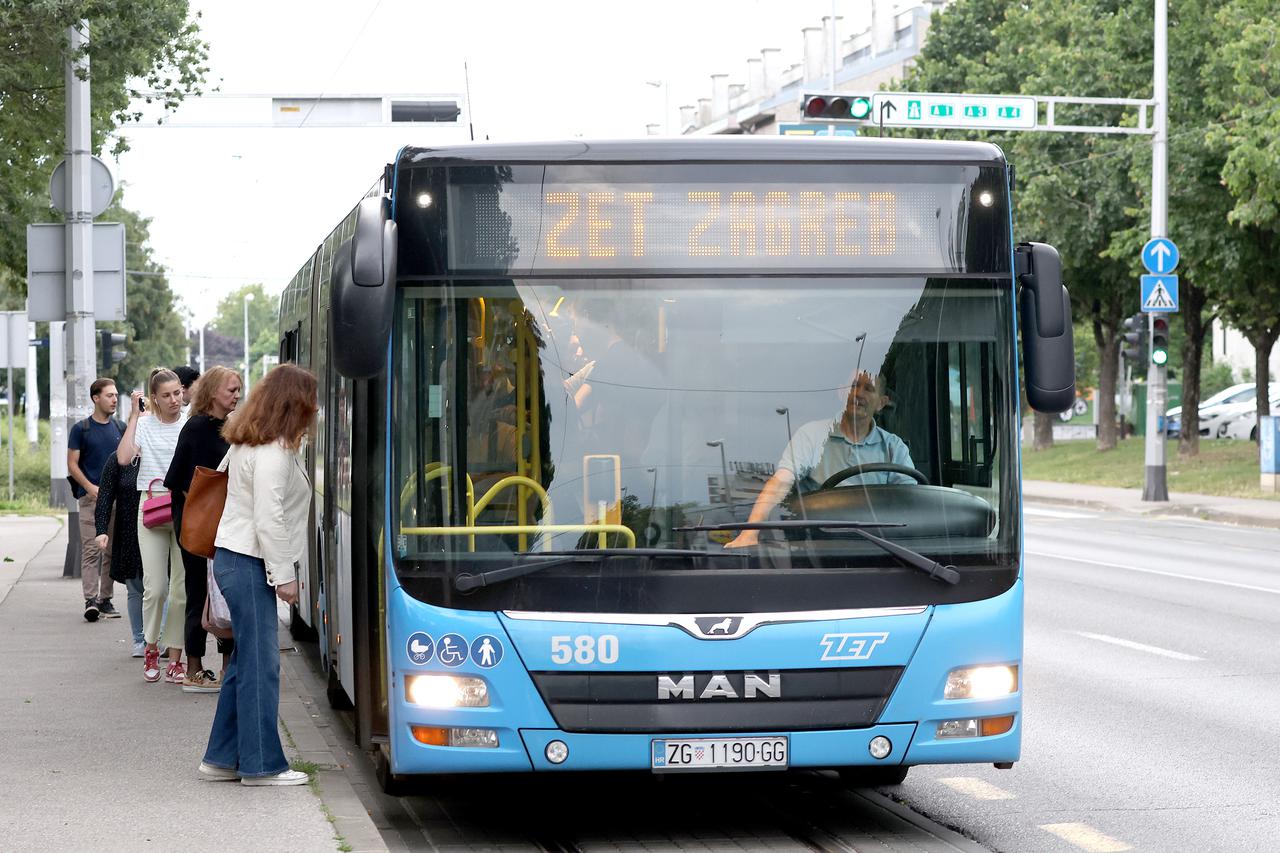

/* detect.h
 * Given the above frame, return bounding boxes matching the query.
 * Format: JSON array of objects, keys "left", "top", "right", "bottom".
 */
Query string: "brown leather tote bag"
[{"left": 179, "top": 454, "right": 229, "bottom": 559}]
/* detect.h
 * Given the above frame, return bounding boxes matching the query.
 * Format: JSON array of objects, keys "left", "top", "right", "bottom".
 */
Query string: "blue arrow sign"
[
  {"left": 1141, "top": 274, "right": 1178, "bottom": 313},
  {"left": 1142, "top": 237, "right": 1179, "bottom": 274}
]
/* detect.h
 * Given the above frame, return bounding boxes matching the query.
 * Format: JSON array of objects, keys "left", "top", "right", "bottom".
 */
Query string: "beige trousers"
[
  {"left": 137, "top": 505, "right": 185, "bottom": 649},
  {"left": 78, "top": 494, "right": 113, "bottom": 601}
]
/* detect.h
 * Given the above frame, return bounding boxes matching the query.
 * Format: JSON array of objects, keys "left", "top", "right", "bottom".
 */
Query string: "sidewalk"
[
  {"left": 0, "top": 515, "right": 385, "bottom": 853},
  {"left": 1023, "top": 479, "right": 1280, "bottom": 528}
]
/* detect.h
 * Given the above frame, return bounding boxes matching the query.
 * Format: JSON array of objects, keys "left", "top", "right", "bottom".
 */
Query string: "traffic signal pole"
[{"left": 1143, "top": 0, "right": 1169, "bottom": 501}]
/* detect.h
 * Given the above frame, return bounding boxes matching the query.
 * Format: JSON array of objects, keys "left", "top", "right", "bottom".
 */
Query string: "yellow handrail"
[
  {"left": 472, "top": 475, "right": 554, "bottom": 525},
  {"left": 401, "top": 523, "right": 636, "bottom": 550}
]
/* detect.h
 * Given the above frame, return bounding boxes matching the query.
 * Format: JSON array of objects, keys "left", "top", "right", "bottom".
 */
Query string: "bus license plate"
[{"left": 651, "top": 736, "right": 789, "bottom": 772}]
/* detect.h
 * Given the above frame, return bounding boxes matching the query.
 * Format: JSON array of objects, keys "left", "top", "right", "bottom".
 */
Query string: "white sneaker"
[
  {"left": 241, "top": 768, "right": 309, "bottom": 787},
  {"left": 198, "top": 762, "right": 240, "bottom": 781},
  {"left": 131, "top": 641, "right": 145, "bottom": 658}
]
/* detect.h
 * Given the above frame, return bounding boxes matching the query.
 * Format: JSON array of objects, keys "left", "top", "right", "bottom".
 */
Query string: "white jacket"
[{"left": 215, "top": 440, "right": 310, "bottom": 587}]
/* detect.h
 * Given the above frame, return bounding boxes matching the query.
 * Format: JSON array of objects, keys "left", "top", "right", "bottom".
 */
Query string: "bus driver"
[{"left": 726, "top": 370, "right": 917, "bottom": 549}]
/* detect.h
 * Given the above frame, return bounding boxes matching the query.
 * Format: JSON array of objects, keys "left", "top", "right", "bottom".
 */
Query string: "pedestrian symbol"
[
  {"left": 907, "top": 100, "right": 921, "bottom": 120},
  {"left": 470, "top": 635, "right": 504, "bottom": 668},
  {"left": 406, "top": 632, "right": 434, "bottom": 666},
  {"left": 1140, "top": 274, "right": 1179, "bottom": 313},
  {"left": 437, "top": 633, "right": 468, "bottom": 667}
]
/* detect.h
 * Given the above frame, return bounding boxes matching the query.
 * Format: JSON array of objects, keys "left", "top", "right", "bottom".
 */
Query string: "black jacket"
[
  {"left": 95, "top": 453, "right": 142, "bottom": 582},
  {"left": 164, "top": 413, "right": 229, "bottom": 535}
]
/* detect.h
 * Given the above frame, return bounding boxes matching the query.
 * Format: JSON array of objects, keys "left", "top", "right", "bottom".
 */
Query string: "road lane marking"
[
  {"left": 1075, "top": 631, "right": 1203, "bottom": 661},
  {"left": 937, "top": 776, "right": 1015, "bottom": 800},
  {"left": 1025, "top": 506, "right": 1097, "bottom": 519},
  {"left": 1039, "top": 823, "right": 1132, "bottom": 852},
  {"left": 1025, "top": 550, "right": 1280, "bottom": 596}
]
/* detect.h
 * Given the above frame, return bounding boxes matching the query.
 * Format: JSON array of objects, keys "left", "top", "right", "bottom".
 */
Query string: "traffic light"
[
  {"left": 801, "top": 92, "right": 873, "bottom": 122},
  {"left": 1151, "top": 316, "right": 1170, "bottom": 366},
  {"left": 1120, "top": 313, "right": 1147, "bottom": 364},
  {"left": 101, "top": 330, "right": 126, "bottom": 372}
]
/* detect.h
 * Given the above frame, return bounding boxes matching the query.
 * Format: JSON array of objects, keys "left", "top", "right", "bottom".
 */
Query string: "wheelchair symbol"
[{"left": 437, "top": 633, "right": 468, "bottom": 668}]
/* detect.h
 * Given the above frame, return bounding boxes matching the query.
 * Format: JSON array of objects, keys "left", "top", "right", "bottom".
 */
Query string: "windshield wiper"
[
  {"left": 454, "top": 548, "right": 707, "bottom": 592},
  {"left": 672, "top": 520, "right": 960, "bottom": 585}
]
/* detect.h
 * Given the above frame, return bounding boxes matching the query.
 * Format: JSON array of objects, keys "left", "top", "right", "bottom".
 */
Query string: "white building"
[
  {"left": 674, "top": 0, "right": 950, "bottom": 137},
  {"left": 1211, "top": 319, "right": 1280, "bottom": 382}
]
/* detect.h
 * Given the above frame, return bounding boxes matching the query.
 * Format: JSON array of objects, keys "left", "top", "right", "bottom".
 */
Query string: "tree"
[
  {"left": 1204, "top": 1, "right": 1280, "bottom": 428},
  {"left": 1100, "top": 0, "right": 1239, "bottom": 457},
  {"left": 899, "top": 0, "right": 1153, "bottom": 451},
  {"left": 0, "top": 1, "right": 208, "bottom": 296},
  {"left": 207, "top": 283, "right": 280, "bottom": 379}
]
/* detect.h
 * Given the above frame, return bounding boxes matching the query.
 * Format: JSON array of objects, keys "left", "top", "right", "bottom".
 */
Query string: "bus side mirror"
[
  {"left": 1016, "top": 242, "right": 1076, "bottom": 413},
  {"left": 331, "top": 196, "right": 397, "bottom": 379}
]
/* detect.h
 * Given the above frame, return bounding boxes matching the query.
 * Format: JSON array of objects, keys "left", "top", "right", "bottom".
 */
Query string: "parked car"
[
  {"left": 1165, "top": 382, "right": 1257, "bottom": 437},
  {"left": 1222, "top": 393, "right": 1280, "bottom": 441}
]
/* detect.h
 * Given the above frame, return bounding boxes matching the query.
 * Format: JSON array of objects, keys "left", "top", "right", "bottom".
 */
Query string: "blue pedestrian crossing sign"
[
  {"left": 1142, "top": 237, "right": 1179, "bottom": 274},
  {"left": 1141, "top": 274, "right": 1178, "bottom": 313}
]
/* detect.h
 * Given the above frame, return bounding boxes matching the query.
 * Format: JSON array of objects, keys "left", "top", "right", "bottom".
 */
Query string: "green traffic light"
[
  {"left": 1152, "top": 349, "right": 1168, "bottom": 365},
  {"left": 850, "top": 97, "right": 872, "bottom": 119}
]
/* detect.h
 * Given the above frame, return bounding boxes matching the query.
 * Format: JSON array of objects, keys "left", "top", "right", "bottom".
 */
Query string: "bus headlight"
[
  {"left": 944, "top": 665, "right": 1018, "bottom": 700},
  {"left": 406, "top": 674, "right": 489, "bottom": 708}
]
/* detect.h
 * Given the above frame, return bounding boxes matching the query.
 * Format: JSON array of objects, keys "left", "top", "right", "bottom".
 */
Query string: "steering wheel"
[{"left": 817, "top": 463, "right": 930, "bottom": 490}]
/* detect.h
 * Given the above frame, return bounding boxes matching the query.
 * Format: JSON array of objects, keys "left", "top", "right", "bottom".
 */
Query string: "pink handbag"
[{"left": 142, "top": 478, "right": 173, "bottom": 529}]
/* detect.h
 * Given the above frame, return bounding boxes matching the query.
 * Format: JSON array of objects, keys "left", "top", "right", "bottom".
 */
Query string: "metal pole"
[
  {"left": 63, "top": 22, "right": 95, "bottom": 576},
  {"left": 1143, "top": 0, "right": 1169, "bottom": 502},
  {"left": 199, "top": 324, "right": 205, "bottom": 373},
  {"left": 242, "top": 295, "right": 252, "bottom": 394},
  {"left": 25, "top": 321, "right": 38, "bottom": 446},
  {"left": 7, "top": 365, "right": 13, "bottom": 502},
  {"left": 827, "top": 3, "right": 838, "bottom": 137}
]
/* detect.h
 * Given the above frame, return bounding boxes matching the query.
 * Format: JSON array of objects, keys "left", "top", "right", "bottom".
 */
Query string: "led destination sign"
[{"left": 447, "top": 179, "right": 976, "bottom": 273}]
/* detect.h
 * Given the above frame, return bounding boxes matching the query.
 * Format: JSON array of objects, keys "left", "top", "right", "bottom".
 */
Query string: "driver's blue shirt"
[{"left": 776, "top": 419, "right": 916, "bottom": 491}]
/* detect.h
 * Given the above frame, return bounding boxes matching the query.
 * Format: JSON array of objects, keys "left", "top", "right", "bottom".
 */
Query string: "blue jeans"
[
  {"left": 126, "top": 575, "right": 144, "bottom": 644},
  {"left": 202, "top": 548, "right": 288, "bottom": 778}
]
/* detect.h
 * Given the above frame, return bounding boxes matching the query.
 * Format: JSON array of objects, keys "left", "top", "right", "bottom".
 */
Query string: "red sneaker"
[
  {"left": 143, "top": 648, "right": 161, "bottom": 683},
  {"left": 164, "top": 659, "right": 187, "bottom": 684}
]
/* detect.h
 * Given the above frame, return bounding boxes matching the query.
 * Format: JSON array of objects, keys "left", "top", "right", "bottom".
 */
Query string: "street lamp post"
[
  {"left": 706, "top": 440, "right": 735, "bottom": 518},
  {"left": 242, "top": 292, "right": 255, "bottom": 394},
  {"left": 645, "top": 80, "right": 670, "bottom": 135},
  {"left": 776, "top": 407, "right": 806, "bottom": 518},
  {"left": 646, "top": 466, "right": 658, "bottom": 510}
]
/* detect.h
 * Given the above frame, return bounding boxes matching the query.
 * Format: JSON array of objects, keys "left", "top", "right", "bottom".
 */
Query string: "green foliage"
[
  {"left": 1200, "top": 359, "right": 1236, "bottom": 399},
  {"left": 0, "top": 1, "right": 208, "bottom": 298},
  {"left": 207, "top": 283, "right": 280, "bottom": 376},
  {"left": 0, "top": 417, "right": 55, "bottom": 512}
]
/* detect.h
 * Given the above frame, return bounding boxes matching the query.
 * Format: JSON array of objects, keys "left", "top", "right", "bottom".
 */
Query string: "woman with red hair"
[{"left": 198, "top": 364, "right": 316, "bottom": 786}]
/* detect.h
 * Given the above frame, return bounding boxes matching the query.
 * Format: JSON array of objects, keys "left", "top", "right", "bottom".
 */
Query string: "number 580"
[{"left": 550, "top": 634, "right": 619, "bottom": 665}]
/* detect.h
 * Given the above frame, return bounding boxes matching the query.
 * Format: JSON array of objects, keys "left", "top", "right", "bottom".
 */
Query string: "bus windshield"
[{"left": 392, "top": 276, "right": 1019, "bottom": 613}]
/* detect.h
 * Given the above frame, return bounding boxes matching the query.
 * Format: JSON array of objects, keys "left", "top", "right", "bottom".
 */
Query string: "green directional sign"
[{"left": 871, "top": 92, "right": 1037, "bottom": 130}]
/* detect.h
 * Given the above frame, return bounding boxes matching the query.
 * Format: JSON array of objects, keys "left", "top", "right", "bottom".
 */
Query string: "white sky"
[{"left": 110, "top": 0, "right": 882, "bottom": 326}]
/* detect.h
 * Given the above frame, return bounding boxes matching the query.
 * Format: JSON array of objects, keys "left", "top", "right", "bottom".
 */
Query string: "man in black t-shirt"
[{"left": 68, "top": 378, "right": 125, "bottom": 622}]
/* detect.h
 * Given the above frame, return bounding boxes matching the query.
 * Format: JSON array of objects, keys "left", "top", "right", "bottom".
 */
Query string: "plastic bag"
[{"left": 202, "top": 558, "right": 233, "bottom": 638}]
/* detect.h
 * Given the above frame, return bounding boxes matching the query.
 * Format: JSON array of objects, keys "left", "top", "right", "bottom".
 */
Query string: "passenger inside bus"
[{"left": 726, "top": 370, "right": 916, "bottom": 549}]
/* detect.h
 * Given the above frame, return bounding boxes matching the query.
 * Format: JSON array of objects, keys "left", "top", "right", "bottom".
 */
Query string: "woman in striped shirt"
[{"left": 117, "top": 368, "right": 189, "bottom": 683}]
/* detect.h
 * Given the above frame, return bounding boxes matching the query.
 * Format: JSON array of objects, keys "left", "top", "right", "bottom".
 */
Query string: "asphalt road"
[
  {"left": 892, "top": 504, "right": 1280, "bottom": 852},
  {"left": 309, "top": 505, "right": 1280, "bottom": 851}
]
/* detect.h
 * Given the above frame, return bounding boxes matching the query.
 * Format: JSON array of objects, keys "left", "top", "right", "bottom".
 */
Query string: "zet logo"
[{"left": 819, "top": 632, "right": 889, "bottom": 661}]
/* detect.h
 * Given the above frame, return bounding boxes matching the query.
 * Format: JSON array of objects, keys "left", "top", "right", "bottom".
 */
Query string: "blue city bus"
[{"left": 277, "top": 138, "right": 1074, "bottom": 792}]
